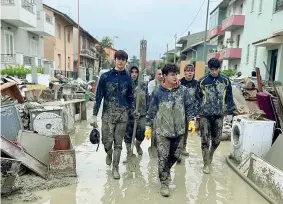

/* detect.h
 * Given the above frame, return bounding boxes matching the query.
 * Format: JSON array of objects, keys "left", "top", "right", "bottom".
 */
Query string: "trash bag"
[{"left": 89, "top": 128, "right": 100, "bottom": 152}]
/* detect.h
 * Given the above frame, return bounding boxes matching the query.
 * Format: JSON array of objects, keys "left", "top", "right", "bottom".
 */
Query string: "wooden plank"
[
  {"left": 195, "top": 61, "right": 205, "bottom": 80},
  {"left": 0, "top": 136, "right": 48, "bottom": 179}
]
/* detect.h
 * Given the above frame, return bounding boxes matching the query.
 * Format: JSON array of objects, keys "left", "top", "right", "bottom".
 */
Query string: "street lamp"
[{"left": 113, "top": 36, "right": 118, "bottom": 49}]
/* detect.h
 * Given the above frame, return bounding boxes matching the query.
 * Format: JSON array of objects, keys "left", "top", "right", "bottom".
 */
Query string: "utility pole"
[
  {"left": 166, "top": 43, "right": 168, "bottom": 63},
  {"left": 203, "top": 0, "right": 210, "bottom": 64},
  {"left": 77, "top": 0, "right": 80, "bottom": 78},
  {"left": 174, "top": 34, "right": 177, "bottom": 64}
]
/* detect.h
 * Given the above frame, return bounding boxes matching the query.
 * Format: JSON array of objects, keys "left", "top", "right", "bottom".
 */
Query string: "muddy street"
[{"left": 2, "top": 104, "right": 268, "bottom": 204}]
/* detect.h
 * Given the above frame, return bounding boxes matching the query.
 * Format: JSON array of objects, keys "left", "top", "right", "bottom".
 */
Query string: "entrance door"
[{"left": 270, "top": 49, "right": 278, "bottom": 81}]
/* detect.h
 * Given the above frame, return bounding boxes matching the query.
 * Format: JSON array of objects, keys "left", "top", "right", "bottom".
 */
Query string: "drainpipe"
[{"left": 64, "top": 25, "right": 73, "bottom": 77}]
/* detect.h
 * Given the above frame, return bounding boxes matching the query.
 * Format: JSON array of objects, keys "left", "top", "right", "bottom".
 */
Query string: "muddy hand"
[{"left": 144, "top": 126, "right": 152, "bottom": 140}]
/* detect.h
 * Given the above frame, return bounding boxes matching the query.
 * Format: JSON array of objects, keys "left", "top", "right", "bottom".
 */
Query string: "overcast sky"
[{"left": 43, "top": 0, "right": 221, "bottom": 60}]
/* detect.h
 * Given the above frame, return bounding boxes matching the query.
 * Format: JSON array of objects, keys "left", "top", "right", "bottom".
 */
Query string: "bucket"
[{"left": 54, "top": 135, "right": 71, "bottom": 150}]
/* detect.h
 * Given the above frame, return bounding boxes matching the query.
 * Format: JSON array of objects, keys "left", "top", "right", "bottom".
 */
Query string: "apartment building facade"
[
  {"left": 208, "top": 0, "right": 246, "bottom": 70},
  {"left": 73, "top": 27, "right": 99, "bottom": 81},
  {"left": 43, "top": 4, "right": 75, "bottom": 78},
  {"left": 1, "top": 0, "right": 55, "bottom": 71},
  {"left": 241, "top": 0, "right": 283, "bottom": 81}
]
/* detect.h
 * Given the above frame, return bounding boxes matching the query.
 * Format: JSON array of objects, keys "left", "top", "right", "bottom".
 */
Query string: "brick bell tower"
[{"left": 140, "top": 39, "right": 147, "bottom": 69}]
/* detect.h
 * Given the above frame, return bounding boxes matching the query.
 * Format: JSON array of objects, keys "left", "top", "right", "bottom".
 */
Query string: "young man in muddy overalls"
[
  {"left": 91, "top": 50, "right": 135, "bottom": 179},
  {"left": 196, "top": 58, "right": 235, "bottom": 174},
  {"left": 123, "top": 65, "right": 148, "bottom": 163},
  {"left": 145, "top": 63, "right": 195, "bottom": 197},
  {"left": 178, "top": 64, "right": 199, "bottom": 163}
]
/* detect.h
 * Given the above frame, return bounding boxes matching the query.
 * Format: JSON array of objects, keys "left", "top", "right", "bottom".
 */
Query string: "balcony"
[
  {"left": 219, "top": 48, "right": 242, "bottom": 60},
  {"left": 221, "top": 15, "right": 245, "bottom": 32},
  {"left": 207, "top": 52, "right": 220, "bottom": 62},
  {"left": 1, "top": 54, "right": 16, "bottom": 64},
  {"left": 1, "top": 0, "right": 37, "bottom": 28},
  {"left": 80, "top": 49, "right": 96, "bottom": 59},
  {"left": 23, "top": 55, "right": 35, "bottom": 66},
  {"left": 27, "top": 10, "right": 55, "bottom": 36},
  {"left": 209, "top": 26, "right": 225, "bottom": 39}
]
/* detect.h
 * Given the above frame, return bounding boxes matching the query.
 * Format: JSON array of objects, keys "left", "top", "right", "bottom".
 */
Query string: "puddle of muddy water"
[{"left": 1, "top": 103, "right": 269, "bottom": 204}]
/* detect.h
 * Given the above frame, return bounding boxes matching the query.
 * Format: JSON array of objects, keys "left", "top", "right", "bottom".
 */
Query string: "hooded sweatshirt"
[
  {"left": 129, "top": 65, "right": 148, "bottom": 117},
  {"left": 146, "top": 83, "right": 195, "bottom": 138}
]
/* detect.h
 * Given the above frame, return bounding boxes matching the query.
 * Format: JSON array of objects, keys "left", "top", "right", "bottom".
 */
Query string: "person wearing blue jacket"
[
  {"left": 196, "top": 58, "right": 235, "bottom": 174},
  {"left": 90, "top": 50, "right": 135, "bottom": 180},
  {"left": 145, "top": 63, "right": 195, "bottom": 197}
]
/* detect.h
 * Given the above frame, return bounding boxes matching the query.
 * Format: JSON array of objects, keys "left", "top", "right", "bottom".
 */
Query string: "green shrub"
[
  {"left": 0, "top": 65, "right": 44, "bottom": 77},
  {"left": 220, "top": 68, "right": 237, "bottom": 77}
]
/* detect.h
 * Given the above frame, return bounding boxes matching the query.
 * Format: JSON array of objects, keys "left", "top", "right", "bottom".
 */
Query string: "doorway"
[{"left": 269, "top": 49, "right": 278, "bottom": 81}]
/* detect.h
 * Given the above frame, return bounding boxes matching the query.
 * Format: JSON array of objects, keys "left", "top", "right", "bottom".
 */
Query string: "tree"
[
  {"left": 157, "top": 61, "right": 165, "bottom": 68},
  {"left": 100, "top": 36, "right": 113, "bottom": 48},
  {"left": 129, "top": 55, "right": 139, "bottom": 66},
  {"left": 150, "top": 61, "right": 157, "bottom": 73}
]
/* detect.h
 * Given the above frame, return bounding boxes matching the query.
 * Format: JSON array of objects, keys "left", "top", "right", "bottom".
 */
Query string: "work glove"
[
  {"left": 90, "top": 115, "right": 98, "bottom": 128},
  {"left": 188, "top": 121, "right": 196, "bottom": 136},
  {"left": 227, "top": 115, "right": 233, "bottom": 123},
  {"left": 144, "top": 126, "right": 152, "bottom": 140}
]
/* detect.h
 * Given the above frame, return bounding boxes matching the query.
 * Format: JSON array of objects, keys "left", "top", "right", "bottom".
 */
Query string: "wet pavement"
[{"left": 2, "top": 104, "right": 269, "bottom": 204}]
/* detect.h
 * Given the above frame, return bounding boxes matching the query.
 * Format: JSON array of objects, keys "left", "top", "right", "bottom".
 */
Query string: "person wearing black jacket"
[{"left": 178, "top": 64, "right": 199, "bottom": 162}]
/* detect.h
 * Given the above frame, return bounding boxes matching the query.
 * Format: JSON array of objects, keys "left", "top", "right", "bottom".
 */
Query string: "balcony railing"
[
  {"left": 275, "top": 0, "right": 283, "bottom": 12},
  {"left": 21, "top": 0, "right": 34, "bottom": 13},
  {"left": 1, "top": 54, "right": 16, "bottom": 63},
  {"left": 0, "top": 0, "right": 14, "bottom": 4},
  {"left": 23, "top": 56, "right": 34, "bottom": 66},
  {"left": 80, "top": 49, "right": 95, "bottom": 58},
  {"left": 45, "top": 14, "right": 53, "bottom": 24}
]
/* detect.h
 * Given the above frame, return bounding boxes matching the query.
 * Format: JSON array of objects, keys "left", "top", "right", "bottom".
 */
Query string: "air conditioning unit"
[{"left": 230, "top": 115, "right": 275, "bottom": 163}]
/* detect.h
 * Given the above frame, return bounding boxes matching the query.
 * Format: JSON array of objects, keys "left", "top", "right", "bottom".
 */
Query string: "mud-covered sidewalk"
[{"left": 1, "top": 104, "right": 268, "bottom": 204}]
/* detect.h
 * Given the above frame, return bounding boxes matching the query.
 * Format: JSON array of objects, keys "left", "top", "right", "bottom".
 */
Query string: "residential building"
[
  {"left": 43, "top": 4, "right": 76, "bottom": 78},
  {"left": 177, "top": 31, "right": 217, "bottom": 61},
  {"left": 73, "top": 27, "right": 99, "bottom": 81},
  {"left": 104, "top": 47, "right": 116, "bottom": 63},
  {"left": 1, "top": 0, "right": 55, "bottom": 72},
  {"left": 208, "top": 0, "right": 246, "bottom": 70},
  {"left": 241, "top": 0, "right": 283, "bottom": 81}
]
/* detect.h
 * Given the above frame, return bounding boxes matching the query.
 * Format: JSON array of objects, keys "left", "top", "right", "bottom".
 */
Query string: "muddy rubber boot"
[
  {"left": 181, "top": 148, "right": 190, "bottom": 156},
  {"left": 123, "top": 143, "right": 131, "bottom": 164},
  {"left": 208, "top": 148, "right": 216, "bottom": 164},
  {"left": 160, "top": 181, "right": 170, "bottom": 197},
  {"left": 112, "top": 168, "right": 120, "bottom": 179},
  {"left": 202, "top": 149, "right": 210, "bottom": 174},
  {"left": 135, "top": 140, "right": 143, "bottom": 155},
  {"left": 106, "top": 149, "right": 113, "bottom": 166},
  {"left": 177, "top": 155, "right": 182, "bottom": 163}
]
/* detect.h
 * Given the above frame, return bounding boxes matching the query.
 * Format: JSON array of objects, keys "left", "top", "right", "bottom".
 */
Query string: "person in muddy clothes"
[
  {"left": 177, "top": 64, "right": 199, "bottom": 163},
  {"left": 91, "top": 50, "right": 135, "bottom": 179},
  {"left": 196, "top": 58, "right": 235, "bottom": 174},
  {"left": 123, "top": 65, "right": 148, "bottom": 163},
  {"left": 145, "top": 63, "right": 195, "bottom": 197},
  {"left": 147, "top": 67, "right": 163, "bottom": 96}
]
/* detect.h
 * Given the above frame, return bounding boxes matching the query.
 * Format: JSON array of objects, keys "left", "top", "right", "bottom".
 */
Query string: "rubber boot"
[
  {"left": 208, "top": 148, "right": 216, "bottom": 164},
  {"left": 112, "top": 149, "right": 121, "bottom": 179},
  {"left": 181, "top": 135, "right": 190, "bottom": 156},
  {"left": 202, "top": 149, "right": 210, "bottom": 174},
  {"left": 106, "top": 149, "right": 113, "bottom": 166},
  {"left": 160, "top": 181, "right": 170, "bottom": 197},
  {"left": 123, "top": 143, "right": 131, "bottom": 164},
  {"left": 181, "top": 148, "right": 190, "bottom": 156},
  {"left": 177, "top": 155, "right": 182, "bottom": 163},
  {"left": 135, "top": 140, "right": 143, "bottom": 155}
]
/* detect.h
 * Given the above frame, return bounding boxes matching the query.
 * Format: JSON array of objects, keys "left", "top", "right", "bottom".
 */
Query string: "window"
[
  {"left": 30, "top": 39, "right": 38, "bottom": 56},
  {"left": 240, "top": 4, "right": 243, "bottom": 14},
  {"left": 57, "top": 23, "right": 61, "bottom": 39},
  {"left": 237, "top": 35, "right": 240, "bottom": 48},
  {"left": 254, "top": 47, "right": 258, "bottom": 67},
  {"left": 246, "top": 44, "right": 250, "bottom": 64},
  {"left": 4, "top": 30, "right": 14, "bottom": 54},
  {"left": 251, "top": 0, "right": 255, "bottom": 12},
  {"left": 58, "top": 54, "right": 61, "bottom": 69},
  {"left": 67, "top": 31, "right": 70, "bottom": 43},
  {"left": 275, "top": 0, "right": 283, "bottom": 12},
  {"left": 68, "top": 57, "right": 70, "bottom": 69},
  {"left": 259, "top": 0, "right": 263, "bottom": 13}
]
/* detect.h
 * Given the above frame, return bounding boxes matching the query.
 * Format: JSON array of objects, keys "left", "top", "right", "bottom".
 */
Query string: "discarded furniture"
[
  {"left": 0, "top": 136, "right": 47, "bottom": 179},
  {"left": 230, "top": 115, "right": 275, "bottom": 163},
  {"left": 48, "top": 135, "right": 76, "bottom": 178},
  {"left": 1, "top": 157, "right": 22, "bottom": 195},
  {"left": 0, "top": 82, "right": 24, "bottom": 103},
  {"left": 0, "top": 103, "right": 22, "bottom": 141},
  {"left": 264, "top": 133, "right": 283, "bottom": 171}
]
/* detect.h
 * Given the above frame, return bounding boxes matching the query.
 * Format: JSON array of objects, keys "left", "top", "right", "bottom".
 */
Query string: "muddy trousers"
[
  {"left": 124, "top": 116, "right": 146, "bottom": 144},
  {"left": 180, "top": 119, "right": 189, "bottom": 150},
  {"left": 199, "top": 116, "right": 224, "bottom": 164},
  {"left": 102, "top": 121, "right": 127, "bottom": 169},
  {"left": 156, "top": 135, "right": 182, "bottom": 182}
]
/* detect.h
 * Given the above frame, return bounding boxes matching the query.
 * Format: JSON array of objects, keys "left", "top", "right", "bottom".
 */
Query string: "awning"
[{"left": 252, "top": 35, "right": 283, "bottom": 47}]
